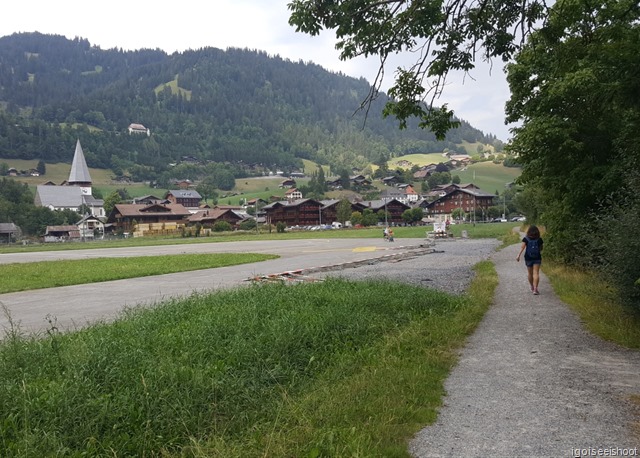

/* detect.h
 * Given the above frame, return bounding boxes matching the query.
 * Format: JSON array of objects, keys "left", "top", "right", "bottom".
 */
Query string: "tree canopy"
[
  {"left": 288, "top": 0, "right": 550, "bottom": 138},
  {"left": 289, "top": 0, "right": 640, "bottom": 303}
]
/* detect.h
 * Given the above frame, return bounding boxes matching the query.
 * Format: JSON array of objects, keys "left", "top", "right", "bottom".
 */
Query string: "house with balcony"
[{"left": 165, "top": 190, "right": 202, "bottom": 212}]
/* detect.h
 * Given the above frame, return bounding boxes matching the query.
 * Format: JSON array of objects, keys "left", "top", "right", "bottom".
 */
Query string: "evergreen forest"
[{"left": 0, "top": 32, "right": 501, "bottom": 182}]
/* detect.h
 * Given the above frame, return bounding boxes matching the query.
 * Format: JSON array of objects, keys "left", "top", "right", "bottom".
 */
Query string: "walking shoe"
[
  {"left": 533, "top": 288, "right": 539, "bottom": 295},
  {"left": 530, "top": 284, "right": 535, "bottom": 292}
]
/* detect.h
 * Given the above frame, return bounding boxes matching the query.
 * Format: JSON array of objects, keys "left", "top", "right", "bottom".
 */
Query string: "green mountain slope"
[{"left": 0, "top": 32, "right": 503, "bottom": 178}]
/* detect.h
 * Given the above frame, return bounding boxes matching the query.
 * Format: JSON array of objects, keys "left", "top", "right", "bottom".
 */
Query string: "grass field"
[
  {"left": 388, "top": 152, "right": 448, "bottom": 168},
  {"left": 0, "top": 263, "right": 498, "bottom": 456},
  {"left": 0, "top": 253, "right": 278, "bottom": 294},
  {"left": 455, "top": 162, "right": 521, "bottom": 194}
]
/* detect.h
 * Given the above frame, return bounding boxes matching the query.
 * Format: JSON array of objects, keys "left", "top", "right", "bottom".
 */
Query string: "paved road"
[
  {"left": 409, "top": 243, "right": 640, "bottom": 457},
  {"left": 0, "top": 238, "right": 431, "bottom": 335}
]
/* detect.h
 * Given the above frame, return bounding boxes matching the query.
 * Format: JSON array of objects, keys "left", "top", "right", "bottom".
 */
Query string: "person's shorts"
[{"left": 525, "top": 258, "right": 542, "bottom": 267}]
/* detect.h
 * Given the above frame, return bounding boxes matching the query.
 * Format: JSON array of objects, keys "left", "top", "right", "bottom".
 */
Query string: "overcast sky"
[{"left": 2, "top": 0, "right": 514, "bottom": 141}]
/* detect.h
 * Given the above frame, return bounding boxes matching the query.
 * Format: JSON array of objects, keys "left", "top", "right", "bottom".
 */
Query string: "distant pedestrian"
[
  {"left": 383, "top": 227, "right": 389, "bottom": 241},
  {"left": 516, "top": 225, "right": 543, "bottom": 294},
  {"left": 388, "top": 228, "right": 394, "bottom": 242}
]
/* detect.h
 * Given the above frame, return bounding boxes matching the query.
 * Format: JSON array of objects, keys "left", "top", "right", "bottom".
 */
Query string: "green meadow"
[{"left": 0, "top": 264, "right": 498, "bottom": 457}]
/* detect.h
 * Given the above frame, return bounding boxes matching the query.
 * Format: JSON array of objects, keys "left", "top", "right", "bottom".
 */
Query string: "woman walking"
[{"left": 516, "top": 225, "right": 544, "bottom": 294}]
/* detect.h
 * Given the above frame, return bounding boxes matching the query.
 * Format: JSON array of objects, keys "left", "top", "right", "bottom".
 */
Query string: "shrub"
[{"left": 213, "top": 221, "right": 233, "bottom": 232}]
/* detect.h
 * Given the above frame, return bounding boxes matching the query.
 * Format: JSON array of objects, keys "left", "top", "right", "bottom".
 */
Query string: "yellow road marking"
[{"left": 352, "top": 246, "right": 377, "bottom": 253}]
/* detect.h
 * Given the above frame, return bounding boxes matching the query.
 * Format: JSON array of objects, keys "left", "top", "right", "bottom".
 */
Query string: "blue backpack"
[{"left": 526, "top": 237, "right": 541, "bottom": 259}]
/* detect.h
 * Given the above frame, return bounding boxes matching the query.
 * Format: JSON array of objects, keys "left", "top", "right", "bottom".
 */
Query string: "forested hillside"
[{"left": 0, "top": 32, "right": 501, "bottom": 180}]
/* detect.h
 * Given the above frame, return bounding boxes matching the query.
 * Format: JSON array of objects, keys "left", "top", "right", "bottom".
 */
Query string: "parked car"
[
  {"left": 491, "top": 218, "right": 507, "bottom": 223},
  {"left": 511, "top": 216, "right": 526, "bottom": 222}
]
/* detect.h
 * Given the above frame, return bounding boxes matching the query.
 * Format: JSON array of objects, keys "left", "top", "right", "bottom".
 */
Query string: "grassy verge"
[
  {"left": 0, "top": 253, "right": 278, "bottom": 293},
  {"left": 543, "top": 261, "right": 640, "bottom": 349},
  {"left": 0, "top": 262, "right": 498, "bottom": 456}
]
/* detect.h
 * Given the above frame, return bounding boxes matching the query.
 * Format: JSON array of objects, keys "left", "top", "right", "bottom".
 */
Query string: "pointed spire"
[{"left": 68, "top": 139, "right": 92, "bottom": 185}]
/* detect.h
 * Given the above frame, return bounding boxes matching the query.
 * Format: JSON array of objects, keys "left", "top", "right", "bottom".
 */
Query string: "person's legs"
[
  {"left": 532, "top": 263, "right": 541, "bottom": 294},
  {"left": 527, "top": 265, "right": 534, "bottom": 291}
]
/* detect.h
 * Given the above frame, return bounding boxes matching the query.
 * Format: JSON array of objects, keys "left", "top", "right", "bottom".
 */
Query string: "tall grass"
[
  {"left": 544, "top": 261, "right": 640, "bottom": 348},
  {"left": 0, "top": 262, "right": 498, "bottom": 456}
]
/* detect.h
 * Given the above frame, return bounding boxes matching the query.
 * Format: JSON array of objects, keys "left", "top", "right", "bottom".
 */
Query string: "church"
[{"left": 34, "top": 140, "right": 105, "bottom": 217}]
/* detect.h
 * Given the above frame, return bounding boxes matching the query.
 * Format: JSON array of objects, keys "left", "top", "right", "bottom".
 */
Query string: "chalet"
[
  {"left": 7, "top": 168, "right": 18, "bottom": 177},
  {"left": 263, "top": 199, "right": 324, "bottom": 226},
  {"left": 420, "top": 186, "right": 495, "bottom": 222},
  {"left": 187, "top": 208, "right": 245, "bottom": 228},
  {"left": 128, "top": 123, "right": 150, "bottom": 136},
  {"left": 285, "top": 187, "right": 303, "bottom": 200},
  {"left": 382, "top": 176, "right": 399, "bottom": 186},
  {"left": 380, "top": 187, "right": 405, "bottom": 201},
  {"left": 171, "top": 179, "right": 194, "bottom": 189},
  {"left": 34, "top": 140, "right": 105, "bottom": 217},
  {"left": 0, "top": 223, "right": 20, "bottom": 243},
  {"left": 350, "top": 175, "right": 372, "bottom": 188},
  {"left": 397, "top": 184, "right": 420, "bottom": 203},
  {"left": 165, "top": 190, "right": 202, "bottom": 211},
  {"left": 246, "top": 197, "right": 268, "bottom": 207},
  {"left": 352, "top": 198, "right": 411, "bottom": 225},
  {"left": 290, "top": 172, "right": 305, "bottom": 178},
  {"left": 76, "top": 215, "right": 107, "bottom": 239},
  {"left": 319, "top": 199, "right": 341, "bottom": 223},
  {"left": 133, "top": 195, "right": 164, "bottom": 205},
  {"left": 279, "top": 178, "right": 297, "bottom": 189},
  {"left": 107, "top": 203, "right": 192, "bottom": 236},
  {"left": 44, "top": 225, "right": 81, "bottom": 243},
  {"left": 326, "top": 178, "right": 343, "bottom": 190},
  {"left": 413, "top": 164, "right": 437, "bottom": 180}
]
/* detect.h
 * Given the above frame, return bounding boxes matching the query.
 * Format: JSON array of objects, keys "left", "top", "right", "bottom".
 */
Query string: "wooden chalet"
[
  {"left": 44, "top": 225, "right": 81, "bottom": 242},
  {"left": 165, "top": 190, "right": 202, "bottom": 209},
  {"left": 420, "top": 186, "right": 494, "bottom": 220},
  {"left": 107, "top": 203, "right": 192, "bottom": 236},
  {"left": 263, "top": 199, "right": 324, "bottom": 226},
  {"left": 187, "top": 208, "right": 245, "bottom": 228}
]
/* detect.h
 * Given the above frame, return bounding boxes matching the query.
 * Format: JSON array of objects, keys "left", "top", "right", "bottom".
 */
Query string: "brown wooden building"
[
  {"left": 187, "top": 208, "right": 245, "bottom": 228},
  {"left": 263, "top": 199, "right": 324, "bottom": 226},
  {"left": 420, "top": 187, "right": 495, "bottom": 220},
  {"left": 107, "top": 203, "right": 192, "bottom": 234}
]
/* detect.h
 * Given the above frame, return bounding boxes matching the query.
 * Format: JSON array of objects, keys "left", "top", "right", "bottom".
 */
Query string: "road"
[{"left": 0, "top": 237, "right": 433, "bottom": 335}]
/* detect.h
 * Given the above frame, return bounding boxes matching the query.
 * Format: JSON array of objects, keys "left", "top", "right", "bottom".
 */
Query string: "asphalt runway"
[{"left": 0, "top": 237, "right": 431, "bottom": 335}]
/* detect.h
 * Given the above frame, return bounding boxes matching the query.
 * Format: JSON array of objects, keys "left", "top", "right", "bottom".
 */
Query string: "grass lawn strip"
[
  {"left": 0, "top": 262, "right": 498, "bottom": 457},
  {"left": 0, "top": 253, "right": 278, "bottom": 293}
]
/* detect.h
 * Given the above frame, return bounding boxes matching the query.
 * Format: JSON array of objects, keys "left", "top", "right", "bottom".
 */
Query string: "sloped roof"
[
  {"left": 35, "top": 186, "right": 103, "bottom": 208},
  {"left": 68, "top": 139, "right": 92, "bottom": 184},
  {"left": 36, "top": 185, "right": 84, "bottom": 207},
  {"left": 110, "top": 203, "right": 191, "bottom": 219},
  {"left": 0, "top": 223, "right": 19, "bottom": 234},
  {"left": 187, "top": 208, "right": 244, "bottom": 223},
  {"left": 166, "top": 190, "right": 202, "bottom": 199}
]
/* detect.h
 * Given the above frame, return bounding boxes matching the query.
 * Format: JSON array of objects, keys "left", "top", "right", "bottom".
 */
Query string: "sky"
[{"left": 1, "top": 0, "right": 514, "bottom": 141}]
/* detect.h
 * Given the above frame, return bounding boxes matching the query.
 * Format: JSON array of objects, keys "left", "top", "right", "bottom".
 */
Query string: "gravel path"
[
  {"left": 318, "top": 237, "right": 640, "bottom": 457},
  {"left": 406, "top": 241, "right": 640, "bottom": 457}
]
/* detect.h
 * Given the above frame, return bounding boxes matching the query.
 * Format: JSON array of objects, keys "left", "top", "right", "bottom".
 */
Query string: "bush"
[
  {"left": 238, "top": 219, "right": 257, "bottom": 231},
  {"left": 276, "top": 221, "right": 286, "bottom": 233},
  {"left": 213, "top": 221, "right": 233, "bottom": 232}
]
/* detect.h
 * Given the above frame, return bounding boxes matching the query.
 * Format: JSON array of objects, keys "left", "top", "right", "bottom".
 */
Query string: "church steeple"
[{"left": 68, "top": 139, "right": 92, "bottom": 195}]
